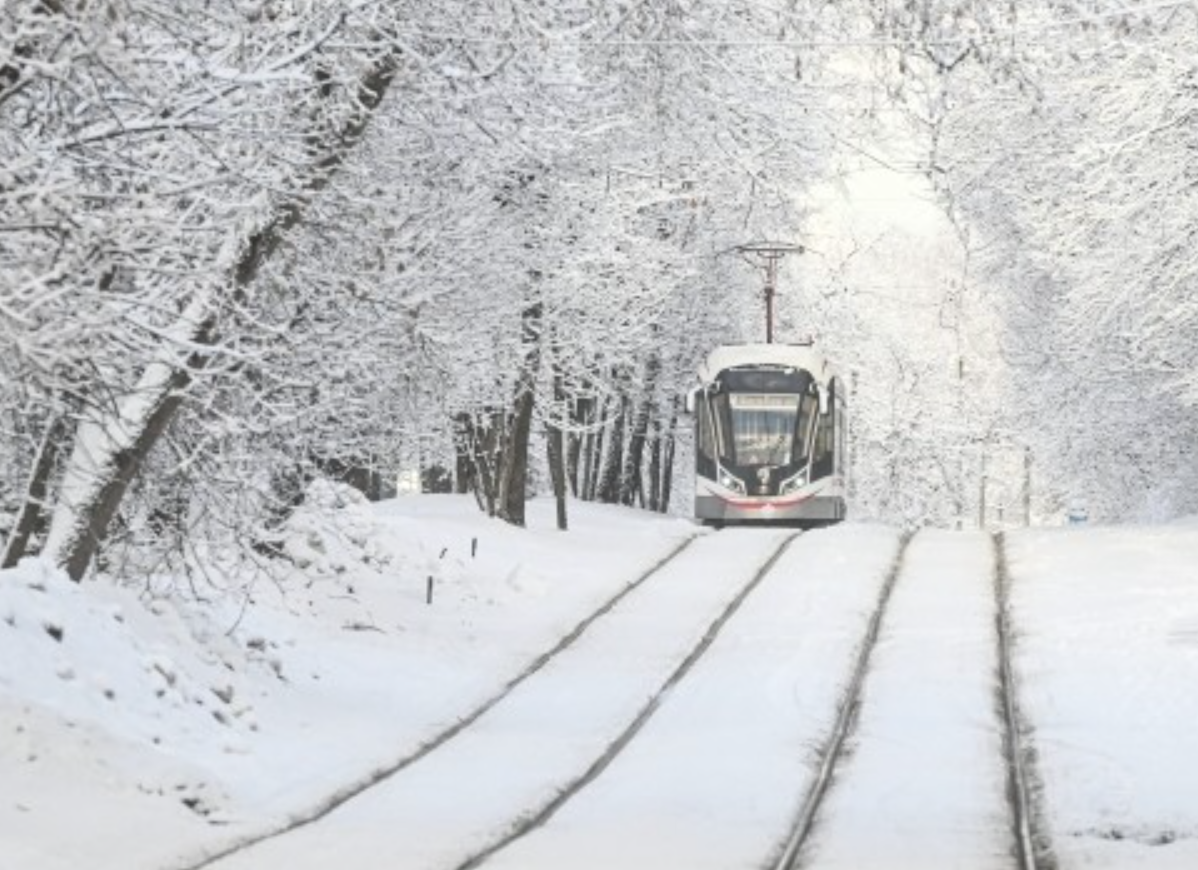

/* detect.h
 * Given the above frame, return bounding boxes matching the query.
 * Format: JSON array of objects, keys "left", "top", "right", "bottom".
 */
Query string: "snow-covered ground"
[
  {"left": 209, "top": 527, "right": 799, "bottom": 870},
  {"left": 1, "top": 493, "right": 695, "bottom": 870},
  {"left": 1007, "top": 522, "right": 1198, "bottom": 869},
  {"left": 3, "top": 494, "right": 1198, "bottom": 870}
]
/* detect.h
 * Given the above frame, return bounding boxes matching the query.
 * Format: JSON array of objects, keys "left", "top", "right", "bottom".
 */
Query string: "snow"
[
  {"left": 1007, "top": 523, "right": 1198, "bottom": 869},
  {"left": 698, "top": 342, "right": 830, "bottom": 383},
  {"left": 1, "top": 494, "right": 696, "bottom": 869},
  {"left": 4, "top": 497, "right": 1198, "bottom": 869}
]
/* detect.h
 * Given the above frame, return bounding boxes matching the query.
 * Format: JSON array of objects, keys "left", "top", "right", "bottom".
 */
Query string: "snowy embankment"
[
  {"left": 1007, "top": 522, "right": 1198, "bottom": 870},
  {"left": 0, "top": 491, "right": 695, "bottom": 870},
  {"left": 210, "top": 528, "right": 799, "bottom": 870}
]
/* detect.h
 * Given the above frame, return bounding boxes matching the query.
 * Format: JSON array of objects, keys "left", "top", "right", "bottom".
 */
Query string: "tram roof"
[{"left": 699, "top": 342, "right": 834, "bottom": 383}]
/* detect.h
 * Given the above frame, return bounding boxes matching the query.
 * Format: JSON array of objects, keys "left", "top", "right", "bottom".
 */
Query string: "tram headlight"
[
  {"left": 780, "top": 470, "right": 807, "bottom": 496},
  {"left": 718, "top": 467, "right": 745, "bottom": 495}
]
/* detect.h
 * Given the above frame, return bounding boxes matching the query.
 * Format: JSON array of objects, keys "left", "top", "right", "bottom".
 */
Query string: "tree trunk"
[
  {"left": 659, "top": 406, "right": 677, "bottom": 514},
  {"left": 498, "top": 388, "right": 535, "bottom": 526},
  {"left": 647, "top": 419, "right": 663, "bottom": 513},
  {"left": 44, "top": 298, "right": 218, "bottom": 580},
  {"left": 596, "top": 392, "right": 626, "bottom": 504},
  {"left": 546, "top": 365, "right": 568, "bottom": 530},
  {"left": 496, "top": 299, "right": 543, "bottom": 527},
  {"left": 580, "top": 396, "right": 603, "bottom": 502},
  {"left": 454, "top": 414, "right": 473, "bottom": 495},
  {"left": 2, "top": 413, "right": 70, "bottom": 568},
  {"left": 566, "top": 395, "right": 588, "bottom": 496},
  {"left": 42, "top": 45, "right": 403, "bottom": 581},
  {"left": 454, "top": 409, "right": 504, "bottom": 515},
  {"left": 619, "top": 354, "right": 659, "bottom": 507}
]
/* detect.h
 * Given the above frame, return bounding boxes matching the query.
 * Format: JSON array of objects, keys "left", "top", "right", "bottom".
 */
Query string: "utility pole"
[
  {"left": 978, "top": 447, "right": 987, "bottom": 530},
  {"left": 1023, "top": 446, "right": 1032, "bottom": 527},
  {"left": 735, "top": 241, "right": 804, "bottom": 344}
]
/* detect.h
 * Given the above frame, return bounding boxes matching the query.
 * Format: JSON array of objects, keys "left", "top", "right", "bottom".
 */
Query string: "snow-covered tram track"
[
  {"left": 771, "top": 531, "right": 1055, "bottom": 870},
  {"left": 472, "top": 524, "right": 906, "bottom": 870},
  {"left": 995, "top": 533, "right": 1055, "bottom": 870},
  {"left": 768, "top": 533, "right": 910, "bottom": 870},
  {"left": 174, "top": 533, "right": 702, "bottom": 870},
  {"left": 451, "top": 531, "right": 803, "bottom": 870},
  {"left": 192, "top": 528, "right": 800, "bottom": 870}
]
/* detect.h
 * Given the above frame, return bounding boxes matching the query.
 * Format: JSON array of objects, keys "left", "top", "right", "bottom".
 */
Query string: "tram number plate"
[{"left": 729, "top": 394, "right": 797, "bottom": 410}]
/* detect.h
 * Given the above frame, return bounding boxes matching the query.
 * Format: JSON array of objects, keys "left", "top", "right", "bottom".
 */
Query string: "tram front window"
[{"left": 728, "top": 393, "right": 799, "bottom": 466}]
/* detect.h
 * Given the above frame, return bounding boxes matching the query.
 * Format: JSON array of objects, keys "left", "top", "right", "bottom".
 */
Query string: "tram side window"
[
  {"left": 812, "top": 382, "right": 836, "bottom": 479},
  {"left": 795, "top": 389, "right": 819, "bottom": 465},
  {"left": 696, "top": 397, "right": 718, "bottom": 477},
  {"left": 812, "top": 415, "right": 834, "bottom": 478}
]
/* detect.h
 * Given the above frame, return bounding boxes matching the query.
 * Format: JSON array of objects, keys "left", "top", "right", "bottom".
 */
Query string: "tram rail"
[
  {"left": 995, "top": 533, "right": 1054, "bottom": 870},
  {"left": 182, "top": 526, "right": 1052, "bottom": 870},
  {"left": 768, "top": 534, "right": 910, "bottom": 870},
  {"left": 175, "top": 534, "right": 701, "bottom": 870},
  {"left": 453, "top": 532, "right": 802, "bottom": 870},
  {"left": 769, "top": 532, "right": 1055, "bottom": 870}
]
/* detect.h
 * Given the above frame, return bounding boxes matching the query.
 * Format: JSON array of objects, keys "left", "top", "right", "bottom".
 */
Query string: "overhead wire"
[{"left": 392, "top": 0, "right": 1196, "bottom": 50}]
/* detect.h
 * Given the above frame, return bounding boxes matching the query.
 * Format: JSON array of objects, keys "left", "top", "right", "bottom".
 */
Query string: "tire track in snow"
[
  {"left": 768, "top": 532, "right": 910, "bottom": 870},
  {"left": 451, "top": 532, "right": 802, "bottom": 870},
  {"left": 995, "top": 532, "right": 1056, "bottom": 870},
  {"left": 173, "top": 533, "right": 700, "bottom": 870}
]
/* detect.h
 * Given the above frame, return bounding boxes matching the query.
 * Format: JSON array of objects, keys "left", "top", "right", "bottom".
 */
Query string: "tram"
[{"left": 687, "top": 341, "right": 847, "bottom": 526}]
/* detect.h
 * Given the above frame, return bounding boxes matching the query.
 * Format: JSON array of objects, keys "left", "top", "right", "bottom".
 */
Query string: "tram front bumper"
[{"left": 695, "top": 493, "right": 842, "bottom": 524}]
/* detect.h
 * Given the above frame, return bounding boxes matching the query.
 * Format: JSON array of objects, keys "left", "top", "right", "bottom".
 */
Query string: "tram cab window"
[
  {"left": 709, "top": 368, "right": 819, "bottom": 469},
  {"left": 727, "top": 393, "right": 801, "bottom": 466}
]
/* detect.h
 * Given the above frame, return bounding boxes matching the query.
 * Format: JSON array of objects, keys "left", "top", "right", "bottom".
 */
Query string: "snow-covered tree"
[{"left": 936, "top": 6, "right": 1198, "bottom": 520}]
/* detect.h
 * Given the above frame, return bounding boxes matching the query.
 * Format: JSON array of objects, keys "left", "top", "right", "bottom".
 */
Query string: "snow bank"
[
  {"left": 0, "top": 557, "right": 262, "bottom": 866},
  {"left": 1, "top": 494, "right": 695, "bottom": 870},
  {"left": 0, "top": 557, "right": 258, "bottom": 758}
]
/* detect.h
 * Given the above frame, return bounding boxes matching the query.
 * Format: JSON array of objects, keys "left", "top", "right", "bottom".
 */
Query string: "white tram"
[{"left": 686, "top": 342, "right": 848, "bottom": 526}]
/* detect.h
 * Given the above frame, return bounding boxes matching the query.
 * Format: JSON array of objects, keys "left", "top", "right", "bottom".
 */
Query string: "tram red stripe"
[{"left": 717, "top": 491, "right": 815, "bottom": 509}]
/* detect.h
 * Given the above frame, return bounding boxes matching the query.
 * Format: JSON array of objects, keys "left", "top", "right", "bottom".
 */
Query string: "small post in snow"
[
  {"left": 471, "top": 537, "right": 478, "bottom": 558},
  {"left": 426, "top": 575, "right": 434, "bottom": 605}
]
